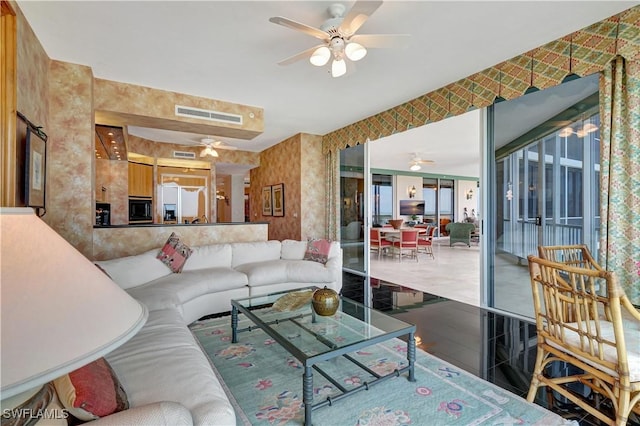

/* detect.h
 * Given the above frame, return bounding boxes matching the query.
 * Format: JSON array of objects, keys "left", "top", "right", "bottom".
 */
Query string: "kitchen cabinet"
[{"left": 128, "top": 162, "right": 153, "bottom": 197}]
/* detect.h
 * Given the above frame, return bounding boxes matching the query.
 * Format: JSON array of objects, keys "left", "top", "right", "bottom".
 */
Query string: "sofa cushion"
[
  {"left": 95, "top": 249, "right": 171, "bottom": 290},
  {"left": 182, "top": 243, "right": 232, "bottom": 271},
  {"left": 304, "top": 238, "right": 333, "bottom": 264},
  {"left": 231, "top": 240, "right": 282, "bottom": 268},
  {"left": 285, "top": 260, "right": 335, "bottom": 283},
  {"left": 127, "top": 268, "right": 248, "bottom": 311},
  {"left": 105, "top": 309, "right": 235, "bottom": 425},
  {"left": 157, "top": 232, "right": 193, "bottom": 273},
  {"left": 235, "top": 260, "right": 289, "bottom": 287},
  {"left": 53, "top": 357, "right": 128, "bottom": 421},
  {"left": 281, "top": 239, "right": 307, "bottom": 260}
]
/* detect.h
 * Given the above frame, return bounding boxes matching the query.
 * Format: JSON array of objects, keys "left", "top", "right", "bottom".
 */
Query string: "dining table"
[{"left": 378, "top": 227, "right": 427, "bottom": 242}]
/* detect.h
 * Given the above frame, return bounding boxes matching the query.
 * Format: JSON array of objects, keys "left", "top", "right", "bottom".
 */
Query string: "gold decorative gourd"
[{"left": 312, "top": 286, "right": 339, "bottom": 316}]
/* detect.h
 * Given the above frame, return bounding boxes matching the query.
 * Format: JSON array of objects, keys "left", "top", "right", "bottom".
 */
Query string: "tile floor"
[
  {"left": 343, "top": 252, "right": 640, "bottom": 425},
  {"left": 366, "top": 236, "right": 535, "bottom": 318}
]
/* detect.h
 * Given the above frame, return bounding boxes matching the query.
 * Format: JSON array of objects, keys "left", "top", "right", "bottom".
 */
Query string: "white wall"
[
  {"left": 457, "top": 180, "right": 478, "bottom": 221},
  {"left": 395, "top": 175, "right": 423, "bottom": 220}
]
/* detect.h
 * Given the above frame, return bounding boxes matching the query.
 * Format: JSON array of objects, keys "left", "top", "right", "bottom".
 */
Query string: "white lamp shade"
[
  {"left": 310, "top": 46, "right": 331, "bottom": 66},
  {"left": 0, "top": 208, "right": 148, "bottom": 399},
  {"left": 410, "top": 163, "right": 421, "bottom": 171},
  {"left": 345, "top": 42, "right": 367, "bottom": 61},
  {"left": 331, "top": 59, "right": 347, "bottom": 78}
]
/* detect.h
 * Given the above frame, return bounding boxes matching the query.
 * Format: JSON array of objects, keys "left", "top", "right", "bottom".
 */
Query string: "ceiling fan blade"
[
  {"left": 339, "top": 0, "right": 383, "bottom": 37},
  {"left": 213, "top": 144, "right": 238, "bottom": 151},
  {"left": 269, "top": 16, "right": 329, "bottom": 41},
  {"left": 277, "top": 44, "right": 325, "bottom": 66},
  {"left": 350, "top": 34, "right": 410, "bottom": 49}
]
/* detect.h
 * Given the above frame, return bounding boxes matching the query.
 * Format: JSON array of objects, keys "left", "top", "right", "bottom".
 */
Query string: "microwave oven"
[{"left": 129, "top": 197, "right": 152, "bottom": 223}]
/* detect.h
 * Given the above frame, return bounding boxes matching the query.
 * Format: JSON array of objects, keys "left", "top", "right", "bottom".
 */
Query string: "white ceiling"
[{"left": 17, "top": 1, "right": 637, "bottom": 175}]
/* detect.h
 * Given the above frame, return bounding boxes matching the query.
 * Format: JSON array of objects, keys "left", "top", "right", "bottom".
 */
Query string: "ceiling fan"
[
  {"left": 269, "top": 1, "right": 409, "bottom": 77},
  {"left": 181, "top": 137, "right": 238, "bottom": 158},
  {"left": 409, "top": 153, "right": 434, "bottom": 171}
]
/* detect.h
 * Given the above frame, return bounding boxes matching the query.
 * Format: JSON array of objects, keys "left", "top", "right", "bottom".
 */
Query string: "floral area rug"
[{"left": 191, "top": 314, "right": 574, "bottom": 426}]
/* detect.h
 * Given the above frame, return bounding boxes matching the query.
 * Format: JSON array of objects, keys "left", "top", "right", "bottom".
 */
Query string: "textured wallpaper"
[
  {"left": 16, "top": 6, "right": 48, "bottom": 129},
  {"left": 95, "top": 159, "right": 128, "bottom": 225},
  {"left": 47, "top": 60, "right": 95, "bottom": 256},
  {"left": 93, "top": 223, "right": 268, "bottom": 260},
  {"left": 251, "top": 134, "right": 301, "bottom": 241},
  {"left": 249, "top": 133, "right": 326, "bottom": 241},
  {"left": 300, "top": 134, "right": 326, "bottom": 240}
]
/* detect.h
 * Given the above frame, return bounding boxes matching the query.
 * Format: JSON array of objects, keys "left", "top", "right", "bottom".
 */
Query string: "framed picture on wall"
[
  {"left": 25, "top": 126, "right": 47, "bottom": 209},
  {"left": 272, "top": 183, "right": 284, "bottom": 217},
  {"left": 262, "top": 186, "right": 272, "bottom": 216}
]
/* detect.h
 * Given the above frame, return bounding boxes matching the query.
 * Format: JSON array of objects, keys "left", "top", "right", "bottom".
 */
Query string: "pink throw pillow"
[
  {"left": 157, "top": 232, "right": 193, "bottom": 273},
  {"left": 303, "top": 238, "right": 332, "bottom": 264}
]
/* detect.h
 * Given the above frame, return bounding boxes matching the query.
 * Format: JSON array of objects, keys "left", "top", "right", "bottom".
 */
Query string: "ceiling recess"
[
  {"left": 95, "top": 125, "right": 127, "bottom": 161},
  {"left": 175, "top": 105, "right": 243, "bottom": 125}
]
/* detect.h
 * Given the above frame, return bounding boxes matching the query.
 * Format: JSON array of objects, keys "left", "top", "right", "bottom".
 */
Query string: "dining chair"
[
  {"left": 417, "top": 225, "right": 436, "bottom": 259},
  {"left": 526, "top": 253, "right": 640, "bottom": 425},
  {"left": 391, "top": 229, "right": 419, "bottom": 262},
  {"left": 370, "top": 228, "right": 392, "bottom": 259}
]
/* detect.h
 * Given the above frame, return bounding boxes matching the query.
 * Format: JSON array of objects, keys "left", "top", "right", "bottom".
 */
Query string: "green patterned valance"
[{"left": 323, "top": 6, "right": 640, "bottom": 155}]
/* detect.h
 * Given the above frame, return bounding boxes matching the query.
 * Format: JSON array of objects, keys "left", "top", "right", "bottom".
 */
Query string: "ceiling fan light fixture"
[
  {"left": 310, "top": 46, "right": 331, "bottom": 66},
  {"left": 331, "top": 59, "right": 346, "bottom": 78},
  {"left": 345, "top": 42, "right": 367, "bottom": 61},
  {"left": 582, "top": 122, "right": 598, "bottom": 134},
  {"left": 410, "top": 163, "right": 421, "bottom": 172},
  {"left": 558, "top": 127, "right": 573, "bottom": 138},
  {"left": 200, "top": 146, "right": 219, "bottom": 158}
]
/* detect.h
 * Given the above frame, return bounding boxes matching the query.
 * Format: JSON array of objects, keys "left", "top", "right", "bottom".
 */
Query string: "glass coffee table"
[{"left": 231, "top": 288, "right": 416, "bottom": 425}]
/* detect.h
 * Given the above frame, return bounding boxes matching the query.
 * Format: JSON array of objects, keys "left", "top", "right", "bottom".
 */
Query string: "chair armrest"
[
  {"left": 621, "top": 296, "right": 640, "bottom": 322},
  {"left": 88, "top": 402, "right": 193, "bottom": 426}
]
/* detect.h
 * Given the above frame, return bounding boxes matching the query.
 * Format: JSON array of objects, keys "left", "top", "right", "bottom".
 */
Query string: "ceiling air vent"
[
  {"left": 175, "top": 105, "right": 243, "bottom": 125},
  {"left": 173, "top": 151, "right": 196, "bottom": 159}
]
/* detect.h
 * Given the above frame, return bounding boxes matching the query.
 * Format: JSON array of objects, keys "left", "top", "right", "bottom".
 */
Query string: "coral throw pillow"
[
  {"left": 157, "top": 232, "right": 193, "bottom": 273},
  {"left": 304, "top": 238, "right": 332, "bottom": 264},
  {"left": 53, "top": 357, "right": 129, "bottom": 421}
]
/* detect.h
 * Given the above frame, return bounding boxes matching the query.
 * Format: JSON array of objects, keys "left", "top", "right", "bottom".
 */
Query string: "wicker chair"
[
  {"left": 445, "top": 222, "right": 476, "bottom": 247},
  {"left": 527, "top": 252, "right": 640, "bottom": 425}
]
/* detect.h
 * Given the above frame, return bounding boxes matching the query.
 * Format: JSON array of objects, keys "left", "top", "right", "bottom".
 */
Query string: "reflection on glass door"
[
  {"left": 340, "top": 144, "right": 366, "bottom": 275},
  {"left": 490, "top": 76, "right": 601, "bottom": 317}
]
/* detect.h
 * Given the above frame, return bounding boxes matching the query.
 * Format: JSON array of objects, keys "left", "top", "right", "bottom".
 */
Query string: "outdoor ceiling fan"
[
  {"left": 181, "top": 136, "right": 238, "bottom": 158},
  {"left": 269, "top": 1, "right": 409, "bottom": 77},
  {"left": 409, "top": 153, "right": 434, "bottom": 171}
]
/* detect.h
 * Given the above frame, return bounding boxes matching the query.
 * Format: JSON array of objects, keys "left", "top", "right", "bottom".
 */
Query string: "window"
[{"left": 371, "top": 174, "right": 393, "bottom": 226}]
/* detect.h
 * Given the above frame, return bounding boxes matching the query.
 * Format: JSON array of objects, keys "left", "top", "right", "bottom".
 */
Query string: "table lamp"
[{"left": 0, "top": 208, "right": 148, "bottom": 408}]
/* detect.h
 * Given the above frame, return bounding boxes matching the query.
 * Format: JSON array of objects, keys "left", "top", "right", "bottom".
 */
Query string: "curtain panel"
[{"left": 600, "top": 57, "right": 640, "bottom": 304}]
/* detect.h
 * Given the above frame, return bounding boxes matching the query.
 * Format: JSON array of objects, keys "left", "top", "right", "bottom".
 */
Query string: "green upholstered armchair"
[{"left": 445, "top": 222, "right": 476, "bottom": 247}]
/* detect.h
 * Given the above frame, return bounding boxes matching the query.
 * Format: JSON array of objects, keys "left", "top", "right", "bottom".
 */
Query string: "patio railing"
[{"left": 497, "top": 220, "right": 598, "bottom": 260}]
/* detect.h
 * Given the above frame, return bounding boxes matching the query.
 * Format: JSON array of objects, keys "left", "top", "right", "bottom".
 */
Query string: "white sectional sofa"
[{"left": 91, "top": 239, "right": 342, "bottom": 425}]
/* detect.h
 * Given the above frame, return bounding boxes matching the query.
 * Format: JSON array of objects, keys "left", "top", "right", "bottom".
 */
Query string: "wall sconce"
[
  {"left": 408, "top": 185, "right": 416, "bottom": 198},
  {"left": 466, "top": 189, "right": 474, "bottom": 200}
]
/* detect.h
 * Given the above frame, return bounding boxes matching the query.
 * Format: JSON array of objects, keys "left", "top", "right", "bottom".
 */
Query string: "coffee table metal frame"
[{"left": 231, "top": 288, "right": 416, "bottom": 425}]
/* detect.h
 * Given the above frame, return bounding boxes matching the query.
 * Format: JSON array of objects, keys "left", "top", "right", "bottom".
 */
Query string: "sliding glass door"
[
  {"left": 488, "top": 74, "right": 601, "bottom": 317},
  {"left": 339, "top": 143, "right": 374, "bottom": 306}
]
